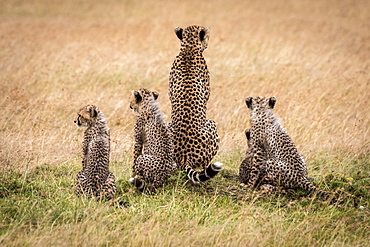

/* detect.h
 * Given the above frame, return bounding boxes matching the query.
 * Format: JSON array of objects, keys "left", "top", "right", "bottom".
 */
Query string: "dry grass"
[
  {"left": 0, "top": 0, "right": 369, "bottom": 246},
  {"left": 1, "top": 0, "right": 369, "bottom": 170}
]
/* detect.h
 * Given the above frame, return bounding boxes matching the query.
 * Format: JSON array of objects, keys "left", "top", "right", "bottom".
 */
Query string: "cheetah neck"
[
  {"left": 140, "top": 101, "right": 166, "bottom": 124},
  {"left": 250, "top": 110, "right": 277, "bottom": 136},
  {"left": 179, "top": 46, "right": 202, "bottom": 55},
  {"left": 86, "top": 112, "right": 110, "bottom": 138}
]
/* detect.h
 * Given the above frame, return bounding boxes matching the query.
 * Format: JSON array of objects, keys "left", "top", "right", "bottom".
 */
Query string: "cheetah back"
[
  {"left": 130, "top": 89, "right": 176, "bottom": 192},
  {"left": 169, "top": 25, "right": 219, "bottom": 175},
  {"left": 75, "top": 105, "right": 116, "bottom": 200}
]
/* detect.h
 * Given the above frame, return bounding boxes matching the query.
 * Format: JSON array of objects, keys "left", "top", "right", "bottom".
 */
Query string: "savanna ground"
[{"left": 0, "top": 0, "right": 369, "bottom": 246}]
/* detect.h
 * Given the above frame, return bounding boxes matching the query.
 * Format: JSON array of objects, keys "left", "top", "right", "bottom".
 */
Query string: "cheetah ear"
[
  {"left": 245, "top": 129, "right": 251, "bottom": 141},
  {"left": 199, "top": 28, "right": 210, "bottom": 51},
  {"left": 269, "top": 97, "right": 276, "bottom": 109},
  {"left": 87, "top": 105, "right": 97, "bottom": 118},
  {"left": 175, "top": 27, "right": 183, "bottom": 40},
  {"left": 199, "top": 28, "right": 210, "bottom": 42},
  {"left": 133, "top": 91, "right": 142, "bottom": 103},
  {"left": 245, "top": 97, "right": 253, "bottom": 109},
  {"left": 152, "top": 91, "right": 159, "bottom": 100}
]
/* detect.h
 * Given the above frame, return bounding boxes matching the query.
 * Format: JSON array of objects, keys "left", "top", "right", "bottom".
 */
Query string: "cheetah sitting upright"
[
  {"left": 74, "top": 105, "right": 116, "bottom": 200},
  {"left": 169, "top": 25, "right": 222, "bottom": 183},
  {"left": 244, "top": 96, "right": 327, "bottom": 197},
  {"left": 129, "top": 88, "right": 176, "bottom": 193}
]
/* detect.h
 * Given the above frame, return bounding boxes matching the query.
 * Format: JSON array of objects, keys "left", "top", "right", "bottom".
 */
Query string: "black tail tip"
[
  {"left": 129, "top": 177, "right": 145, "bottom": 192},
  {"left": 196, "top": 162, "right": 224, "bottom": 183},
  {"left": 205, "top": 162, "right": 223, "bottom": 178}
]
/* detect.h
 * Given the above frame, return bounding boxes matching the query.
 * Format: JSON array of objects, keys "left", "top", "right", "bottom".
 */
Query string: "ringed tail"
[
  {"left": 186, "top": 162, "right": 223, "bottom": 183},
  {"left": 129, "top": 177, "right": 145, "bottom": 192}
]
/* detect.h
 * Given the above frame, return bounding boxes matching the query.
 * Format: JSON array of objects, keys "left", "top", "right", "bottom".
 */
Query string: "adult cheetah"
[
  {"left": 74, "top": 105, "right": 116, "bottom": 200},
  {"left": 169, "top": 25, "right": 222, "bottom": 183}
]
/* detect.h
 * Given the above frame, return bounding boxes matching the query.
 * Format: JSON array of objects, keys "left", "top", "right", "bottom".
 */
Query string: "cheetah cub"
[
  {"left": 244, "top": 96, "right": 329, "bottom": 198},
  {"left": 74, "top": 105, "right": 116, "bottom": 200},
  {"left": 129, "top": 88, "right": 176, "bottom": 193}
]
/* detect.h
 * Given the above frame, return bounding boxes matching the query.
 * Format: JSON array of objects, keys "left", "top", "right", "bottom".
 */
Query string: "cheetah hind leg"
[
  {"left": 185, "top": 119, "right": 222, "bottom": 183},
  {"left": 75, "top": 170, "right": 88, "bottom": 197},
  {"left": 130, "top": 155, "right": 154, "bottom": 192},
  {"left": 129, "top": 161, "right": 170, "bottom": 194},
  {"left": 144, "top": 159, "right": 175, "bottom": 193},
  {"left": 102, "top": 171, "right": 116, "bottom": 200},
  {"left": 204, "top": 119, "right": 219, "bottom": 158},
  {"left": 247, "top": 170, "right": 262, "bottom": 188}
]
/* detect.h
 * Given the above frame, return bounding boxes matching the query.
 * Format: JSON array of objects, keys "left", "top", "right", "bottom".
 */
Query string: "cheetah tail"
[
  {"left": 129, "top": 177, "right": 145, "bottom": 192},
  {"left": 186, "top": 162, "right": 223, "bottom": 183},
  {"left": 302, "top": 179, "right": 335, "bottom": 202}
]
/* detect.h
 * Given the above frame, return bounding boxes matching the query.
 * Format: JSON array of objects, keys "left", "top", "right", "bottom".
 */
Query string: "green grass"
[{"left": 1, "top": 153, "right": 369, "bottom": 246}]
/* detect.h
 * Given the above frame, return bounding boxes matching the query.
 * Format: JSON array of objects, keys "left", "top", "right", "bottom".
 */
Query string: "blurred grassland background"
[{"left": 0, "top": 0, "right": 369, "bottom": 246}]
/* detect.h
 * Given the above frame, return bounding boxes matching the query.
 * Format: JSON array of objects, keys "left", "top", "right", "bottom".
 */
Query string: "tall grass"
[{"left": 0, "top": 0, "right": 369, "bottom": 246}]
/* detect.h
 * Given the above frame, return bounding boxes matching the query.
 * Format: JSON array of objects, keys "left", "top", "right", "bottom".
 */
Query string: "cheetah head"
[
  {"left": 175, "top": 25, "right": 210, "bottom": 52},
  {"left": 245, "top": 96, "right": 276, "bottom": 120},
  {"left": 74, "top": 105, "right": 99, "bottom": 127},
  {"left": 129, "top": 88, "right": 159, "bottom": 113},
  {"left": 246, "top": 96, "right": 276, "bottom": 111}
]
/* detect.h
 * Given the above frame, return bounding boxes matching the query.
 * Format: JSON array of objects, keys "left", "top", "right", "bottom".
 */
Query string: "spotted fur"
[
  {"left": 244, "top": 96, "right": 327, "bottom": 197},
  {"left": 240, "top": 129, "right": 260, "bottom": 184},
  {"left": 129, "top": 88, "right": 176, "bottom": 193},
  {"left": 74, "top": 105, "right": 116, "bottom": 200},
  {"left": 169, "top": 25, "right": 222, "bottom": 183}
]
